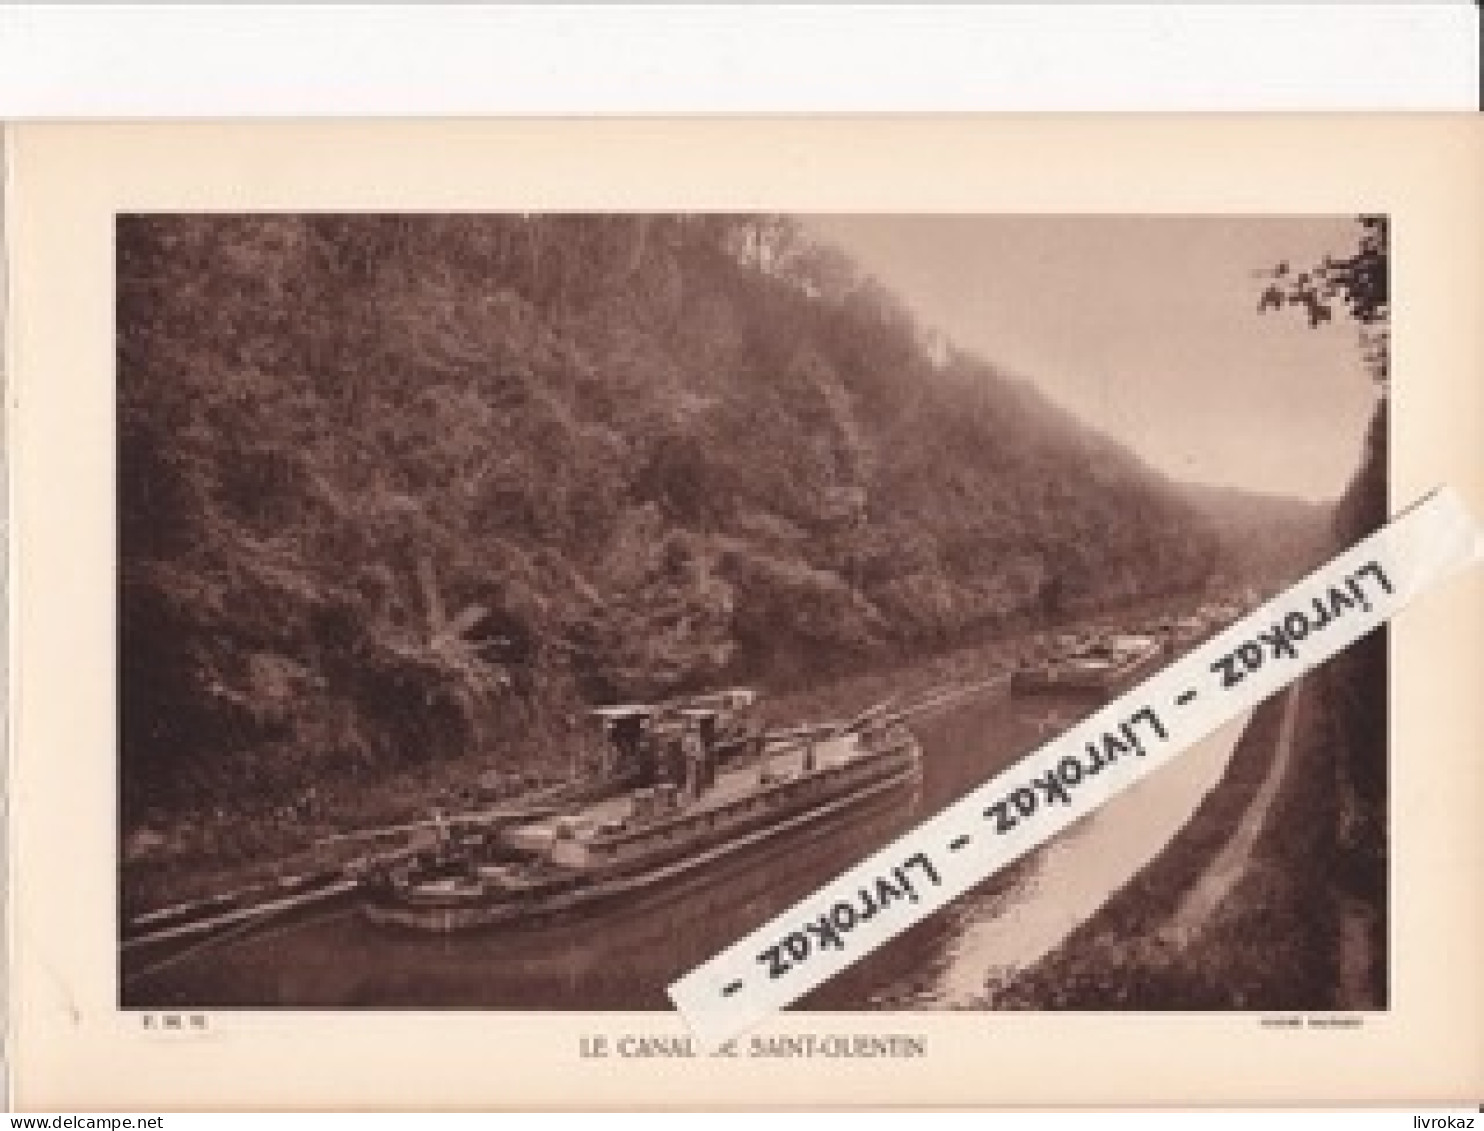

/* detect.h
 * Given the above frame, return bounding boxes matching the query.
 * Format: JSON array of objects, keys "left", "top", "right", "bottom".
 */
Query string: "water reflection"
[{"left": 924, "top": 711, "right": 1251, "bottom": 1007}]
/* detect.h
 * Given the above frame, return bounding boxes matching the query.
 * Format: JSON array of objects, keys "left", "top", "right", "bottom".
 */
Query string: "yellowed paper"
[{"left": 7, "top": 117, "right": 1483, "bottom": 1109}]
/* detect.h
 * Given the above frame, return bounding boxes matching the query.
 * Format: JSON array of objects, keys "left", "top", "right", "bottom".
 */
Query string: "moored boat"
[
  {"left": 1010, "top": 631, "right": 1165, "bottom": 699},
  {"left": 360, "top": 706, "right": 923, "bottom": 933}
]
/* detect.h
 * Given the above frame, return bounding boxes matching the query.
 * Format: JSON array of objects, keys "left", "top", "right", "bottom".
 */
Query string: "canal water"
[{"left": 125, "top": 684, "right": 1249, "bottom": 1010}]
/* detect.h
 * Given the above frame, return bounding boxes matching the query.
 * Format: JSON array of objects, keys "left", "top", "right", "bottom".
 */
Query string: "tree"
[
  {"left": 1260, "top": 218, "right": 1390, "bottom": 1005},
  {"left": 1257, "top": 215, "right": 1389, "bottom": 386}
]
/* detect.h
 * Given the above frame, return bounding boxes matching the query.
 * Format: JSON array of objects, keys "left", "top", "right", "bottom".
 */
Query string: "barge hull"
[{"left": 362, "top": 758, "right": 921, "bottom": 933}]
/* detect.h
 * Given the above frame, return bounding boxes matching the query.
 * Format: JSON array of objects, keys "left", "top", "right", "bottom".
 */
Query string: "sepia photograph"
[
  {"left": 6, "top": 3, "right": 1483, "bottom": 1112},
  {"left": 6, "top": 112, "right": 1479, "bottom": 1111},
  {"left": 115, "top": 211, "right": 1391, "bottom": 1015}
]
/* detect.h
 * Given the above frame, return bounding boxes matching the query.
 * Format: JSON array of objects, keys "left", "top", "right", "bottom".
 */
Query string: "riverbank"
[{"left": 996, "top": 669, "right": 1355, "bottom": 1010}]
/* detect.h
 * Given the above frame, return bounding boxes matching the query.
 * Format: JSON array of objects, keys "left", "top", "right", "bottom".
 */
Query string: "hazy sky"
[{"left": 804, "top": 216, "right": 1380, "bottom": 502}]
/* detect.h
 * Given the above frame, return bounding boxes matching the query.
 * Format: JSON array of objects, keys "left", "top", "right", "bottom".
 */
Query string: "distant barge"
[
  {"left": 361, "top": 706, "right": 922, "bottom": 933},
  {"left": 1010, "top": 597, "right": 1250, "bottom": 700},
  {"left": 1010, "top": 632, "right": 1166, "bottom": 698}
]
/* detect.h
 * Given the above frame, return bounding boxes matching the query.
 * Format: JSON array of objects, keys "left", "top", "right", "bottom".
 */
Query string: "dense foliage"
[
  {"left": 1261, "top": 213, "right": 1390, "bottom": 1004},
  {"left": 120, "top": 214, "right": 1230, "bottom": 816},
  {"left": 1258, "top": 215, "right": 1389, "bottom": 386}
]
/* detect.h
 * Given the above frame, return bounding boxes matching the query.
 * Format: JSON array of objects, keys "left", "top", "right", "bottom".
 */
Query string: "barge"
[
  {"left": 121, "top": 686, "right": 919, "bottom": 949},
  {"left": 360, "top": 706, "right": 922, "bottom": 933},
  {"left": 1011, "top": 632, "right": 1166, "bottom": 699}
]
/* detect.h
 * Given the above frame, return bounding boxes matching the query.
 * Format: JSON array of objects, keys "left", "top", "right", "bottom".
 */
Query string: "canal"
[{"left": 123, "top": 681, "right": 1250, "bottom": 1010}]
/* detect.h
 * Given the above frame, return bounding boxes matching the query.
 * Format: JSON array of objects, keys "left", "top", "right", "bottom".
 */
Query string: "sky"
[{"left": 803, "top": 216, "right": 1380, "bottom": 503}]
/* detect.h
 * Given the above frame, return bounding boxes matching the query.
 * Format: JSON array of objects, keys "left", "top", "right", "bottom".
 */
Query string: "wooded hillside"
[
  {"left": 119, "top": 214, "right": 1236, "bottom": 817},
  {"left": 1175, "top": 482, "right": 1331, "bottom": 587}
]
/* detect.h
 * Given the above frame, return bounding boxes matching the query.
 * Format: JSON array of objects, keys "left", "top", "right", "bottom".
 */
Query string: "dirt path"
[{"left": 1159, "top": 684, "right": 1303, "bottom": 947}]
